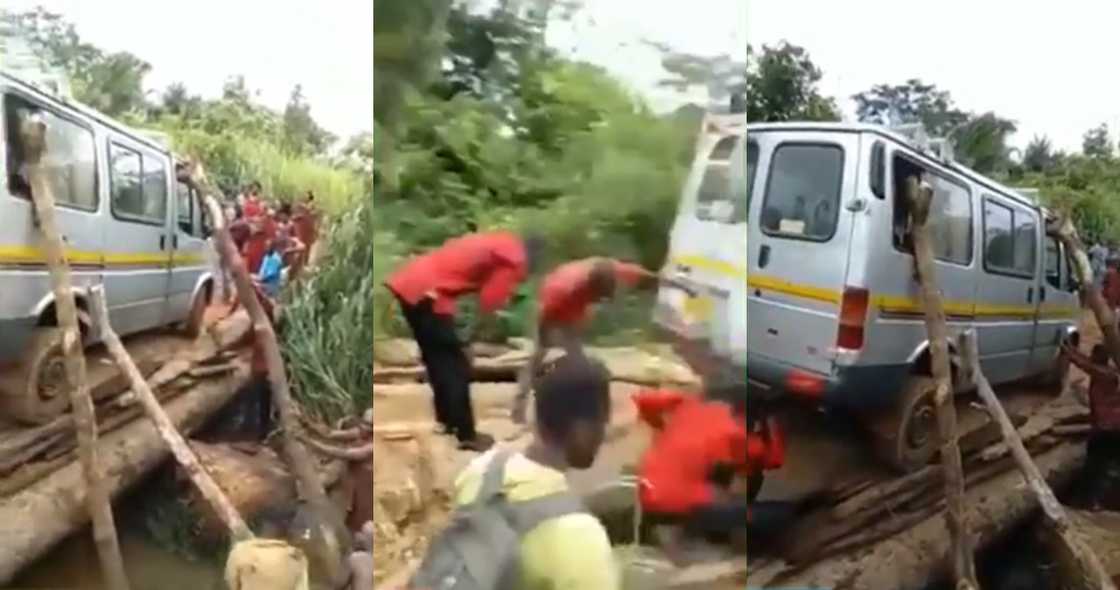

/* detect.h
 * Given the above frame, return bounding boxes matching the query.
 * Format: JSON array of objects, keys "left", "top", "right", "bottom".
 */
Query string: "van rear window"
[{"left": 760, "top": 143, "right": 843, "bottom": 241}]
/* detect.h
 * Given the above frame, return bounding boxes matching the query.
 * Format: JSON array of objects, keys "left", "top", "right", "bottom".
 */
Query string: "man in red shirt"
[
  {"left": 242, "top": 181, "right": 264, "bottom": 219},
  {"left": 511, "top": 258, "right": 692, "bottom": 424},
  {"left": 633, "top": 388, "right": 786, "bottom": 546},
  {"left": 385, "top": 231, "right": 542, "bottom": 451}
]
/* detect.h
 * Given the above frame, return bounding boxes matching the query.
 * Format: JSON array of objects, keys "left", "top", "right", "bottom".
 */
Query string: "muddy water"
[{"left": 11, "top": 524, "right": 225, "bottom": 590}]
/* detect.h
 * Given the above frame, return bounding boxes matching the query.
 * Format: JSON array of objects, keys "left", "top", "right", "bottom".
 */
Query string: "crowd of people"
[
  {"left": 386, "top": 231, "right": 772, "bottom": 589},
  {"left": 214, "top": 182, "right": 319, "bottom": 302}
]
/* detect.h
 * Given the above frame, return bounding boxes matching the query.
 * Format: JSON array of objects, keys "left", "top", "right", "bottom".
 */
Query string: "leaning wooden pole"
[
  {"left": 19, "top": 116, "right": 131, "bottom": 590},
  {"left": 961, "top": 329, "right": 1116, "bottom": 590},
  {"left": 87, "top": 286, "right": 254, "bottom": 542},
  {"left": 904, "top": 177, "right": 978, "bottom": 589},
  {"left": 1049, "top": 215, "right": 1120, "bottom": 369},
  {"left": 178, "top": 162, "right": 349, "bottom": 586}
]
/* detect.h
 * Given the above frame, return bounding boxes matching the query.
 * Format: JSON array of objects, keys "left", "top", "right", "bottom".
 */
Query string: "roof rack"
[{"left": 891, "top": 123, "right": 955, "bottom": 163}]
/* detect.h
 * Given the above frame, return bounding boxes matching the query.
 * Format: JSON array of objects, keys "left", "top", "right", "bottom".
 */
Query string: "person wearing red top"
[
  {"left": 242, "top": 181, "right": 264, "bottom": 219},
  {"left": 633, "top": 388, "right": 786, "bottom": 545},
  {"left": 385, "top": 231, "right": 542, "bottom": 451},
  {"left": 1104, "top": 259, "right": 1120, "bottom": 315},
  {"left": 292, "top": 192, "right": 319, "bottom": 268},
  {"left": 511, "top": 257, "right": 693, "bottom": 424}
]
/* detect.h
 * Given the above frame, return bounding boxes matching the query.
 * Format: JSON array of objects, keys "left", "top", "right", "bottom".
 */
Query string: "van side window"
[
  {"left": 984, "top": 198, "right": 1036, "bottom": 277},
  {"left": 695, "top": 135, "right": 738, "bottom": 222},
  {"left": 3, "top": 93, "right": 97, "bottom": 210},
  {"left": 760, "top": 143, "right": 843, "bottom": 240},
  {"left": 110, "top": 144, "right": 167, "bottom": 224},
  {"left": 176, "top": 181, "right": 194, "bottom": 235},
  {"left": 1045, "top": 236, "right": 1062, "bottom": 289},
  {"left": 141, "top": 154, "right": 168, "bottom": 221},
  {"left": 891, "top": 156, "right": 972, "bottom": 265}
]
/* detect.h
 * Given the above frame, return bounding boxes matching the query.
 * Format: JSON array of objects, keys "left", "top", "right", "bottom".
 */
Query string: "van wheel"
[
  {"left": 0, "top": 328, "right": 72, "bottom": 424},
  {"left": 183, "top": 287, "right": 210, "bottom": 339},
  {"left": 868, "top": 375, "right": 940, "bottom": 473}
]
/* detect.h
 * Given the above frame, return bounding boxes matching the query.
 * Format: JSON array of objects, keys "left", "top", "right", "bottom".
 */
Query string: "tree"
[
  {"left": 852, "top": 79, "right": 969, "bottom": 136},
  {"left": 1083, "top": 124, "right": 1112, "bottom": 159},
  {"left": 643, "top": 40, "right": 746, "bottom": 112},
  {"left": 953, "top": 112, "right": 1018, "bottom": 175},
  {"left": 282, "top": 85, "right": 335, "bottom": 155},
  {"left": 1022, "top": 135, "right": 1059, "bottom": 173},
  {"left": 745, "top": 42, "right": 840, "bottom": 122},
  {"left": 9, "top": 8, "right": 151, "bottom": 117}
]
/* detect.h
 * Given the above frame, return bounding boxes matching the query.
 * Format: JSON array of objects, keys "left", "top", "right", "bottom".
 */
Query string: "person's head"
[
  {"left": 522, "top": 234, "right": 545, "bottom": 274},
  {"left": 305, "top": 190, "right": 315, "bottom": 202},
  {"left": 1092, "top": 344, "right": 1110, "bottom": 366},
  {"left": 250, "top": 181, "right": 262, "bottom": 196},
  {"left": 534, "top": 354, "right": 612, "bottom": 469},
  {"left": 588, "top": 259, "right": 618, "bottom": 300},
  {"left": 278, "top": 203, "right": 292, "bottom": 219}
]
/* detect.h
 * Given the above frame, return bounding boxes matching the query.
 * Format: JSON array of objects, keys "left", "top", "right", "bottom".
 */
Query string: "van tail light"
[
  {"left": 785, "top": 369, "right": 825, "bottom": 400},
  {"left": 837, "top": 287, "right": 870, "bottom": 351}
]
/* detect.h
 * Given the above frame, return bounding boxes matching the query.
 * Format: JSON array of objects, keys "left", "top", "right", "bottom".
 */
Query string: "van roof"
[
  {"left": 0, "top": 70, "right": 170, "bottom": 155},
  {"left": 748, "top": 121, "right": 1043, "bottom": 212}
]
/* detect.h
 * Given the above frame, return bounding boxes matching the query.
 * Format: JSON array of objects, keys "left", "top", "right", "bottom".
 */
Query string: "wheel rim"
[
  {"left": 36, "top": 352, "right": 67, "bottom": 402},
  {"left": 907, "top": 400, "right": 936, "bottom": 451}
]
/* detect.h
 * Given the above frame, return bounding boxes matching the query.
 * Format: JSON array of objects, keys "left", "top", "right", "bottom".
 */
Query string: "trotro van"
[
  {"left": 657, "top": 118, "right": 1081, "bottom": 473},
  {"left": 0, "top": 71, "right": 213, "bottom": 424}
]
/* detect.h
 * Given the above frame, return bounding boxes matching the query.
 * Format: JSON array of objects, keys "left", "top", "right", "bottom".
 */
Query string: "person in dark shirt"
[{"left": 385, "top": 231, "right": 543, "bottom": 451}]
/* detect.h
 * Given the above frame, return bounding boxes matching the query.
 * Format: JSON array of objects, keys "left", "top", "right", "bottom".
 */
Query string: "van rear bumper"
[
  {"left": 0, "top": 316, "right": 36, "bottom": 364},
  {"left": 747, "top": 352, "right": 909, "bottom": 412}
]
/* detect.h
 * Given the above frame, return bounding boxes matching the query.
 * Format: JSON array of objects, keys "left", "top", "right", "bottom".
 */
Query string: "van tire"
[
  {"left": 0, "top": 328, "right": 71, "bottom": 424},
  {"left": 183, "top": 286, "right": 210, "bottom": 339},
  {"left": 869, "top": 375, "right": 939, "bottom": 473}
]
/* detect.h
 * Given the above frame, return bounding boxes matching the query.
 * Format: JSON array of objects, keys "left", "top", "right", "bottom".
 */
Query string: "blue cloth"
[{"left": 258, "top": 251, "right": 283, "bottom": 297}]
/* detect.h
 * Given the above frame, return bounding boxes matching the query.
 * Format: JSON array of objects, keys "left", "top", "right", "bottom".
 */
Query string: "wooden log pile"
[{"left": 0, "top": 311, "right": 251, "bottom": 499}]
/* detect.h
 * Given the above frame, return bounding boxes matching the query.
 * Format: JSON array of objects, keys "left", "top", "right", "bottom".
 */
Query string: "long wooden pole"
[
  {"left": 904, "top": 177, "right": 978, "bottom": 589},
  {"left": 20, "top": 115, "right": 130, "bottom": 590},
  {"left": 1049, "top": 215, "right": 1120, "bottom": 370},
  {"left": 87, "top": 285, "right": 254, "bottom": 542},
  {"left": 961, "top": 329, "right": 1116, "bottom": 590},
  {"left": 177, "top": 161, "right": 350, "bottom": 586}
]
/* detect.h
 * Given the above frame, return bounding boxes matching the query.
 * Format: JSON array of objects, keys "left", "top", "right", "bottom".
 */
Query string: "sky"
[
  {"left": 548, "top": 0, "right": 747, "bottom": 113},
  {"left": 7, "top": 0, "right": 373, "bottom": 140},
  {"left": 748, "top": 0, "right": 1120, "bottom": 153}
]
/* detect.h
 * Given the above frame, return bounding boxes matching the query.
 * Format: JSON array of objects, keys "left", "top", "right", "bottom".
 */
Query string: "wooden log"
[
  {"left": 182, "top": 162, "right": 350, "bottom": 587},
  {"left": 297, "top": 434, "right": 373, "bottom": 461},
  {"left": 1049, "top": 214, "right": 1120, "bottom": 371},
  {"left": 0, "top": 364, "right": 247, "bottom": 585},
  {"left": 756, "top": 441, "right": 1086, "bottom": 590},
  {"left": 905, "top": 176, "right": 978, "bottom": 589},
  {"left": 20, "top": 114, "right": 129, "bottom": 590},
  {"left": 963, "top": 329, "right": 1116, "bottom": 590},
  {"left": 89, "top": 286, "right": 253, "bottom": 543}
]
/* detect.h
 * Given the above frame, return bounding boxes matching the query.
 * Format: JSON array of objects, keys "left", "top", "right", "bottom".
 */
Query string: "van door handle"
[
  {"left": 159, "top": 235, "right": 166, "bottom": 250},
  {"left": 1040, "top": 286, "right": 1047, "bottom": 302},
  {"left": 675, "top": 264, "right": 692, "bottom": 274},
  {"left": 1027, "top": 287, "right": 1033, "bottom": 303},
  {"left": 759, "top": 244, "right": 771, "bottom": 269},
  {"left": 172, "top": 235, "right": 179, "bottom": 249}
]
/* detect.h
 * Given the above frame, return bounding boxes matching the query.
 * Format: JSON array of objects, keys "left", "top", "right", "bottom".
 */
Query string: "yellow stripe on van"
[
  {"left": 672, "top": 254, "right": 1080, "bottom": 321},
  {"left": 0, "top": 246, "right": 206, "bottom": 269}
]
